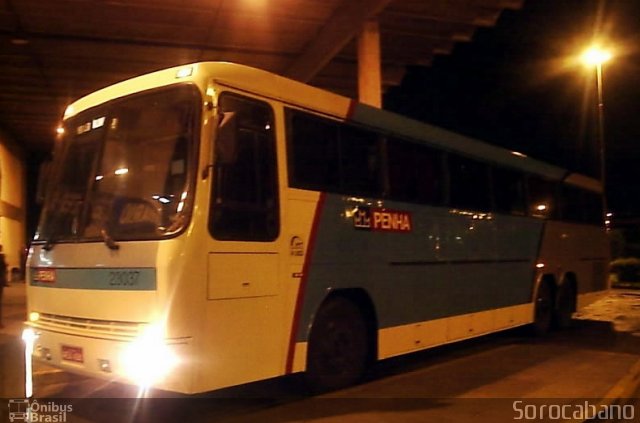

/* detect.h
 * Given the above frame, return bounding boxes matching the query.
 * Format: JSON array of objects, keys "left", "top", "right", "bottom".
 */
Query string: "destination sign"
[{"left": 353, "top": 207, "right": 412, "bottom": 233}]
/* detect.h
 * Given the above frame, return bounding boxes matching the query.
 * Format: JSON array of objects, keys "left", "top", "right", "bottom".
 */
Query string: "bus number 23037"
[{"left": 108, "top": 270, "right": 141, "bottom": 287}]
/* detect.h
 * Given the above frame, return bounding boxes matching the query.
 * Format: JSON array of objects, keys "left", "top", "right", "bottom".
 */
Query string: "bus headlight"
[{"left": 120, "top": 324, "right": 179, "bottom": 388}]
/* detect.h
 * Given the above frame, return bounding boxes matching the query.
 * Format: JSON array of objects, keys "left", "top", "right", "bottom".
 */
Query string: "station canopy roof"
[{"left": 0, "top": 0, "right": 523, "bottom": 152}]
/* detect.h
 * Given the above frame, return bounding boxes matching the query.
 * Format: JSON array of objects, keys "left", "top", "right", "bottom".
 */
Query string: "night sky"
[{"left": 384, "top": 0, "right": 640, "bottom": 219}]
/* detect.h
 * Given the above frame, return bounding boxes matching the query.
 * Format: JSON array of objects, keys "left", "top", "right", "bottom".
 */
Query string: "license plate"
[{"left": 61, "top": 345, "right": 84, "bottom": 363}]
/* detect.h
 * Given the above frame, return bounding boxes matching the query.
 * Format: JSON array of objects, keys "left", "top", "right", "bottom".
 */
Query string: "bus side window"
[
  {"left": 448, "top": 155, "right": 491, "bottom": 211},
  {"left": 209, "top": 93, "right": 279, "bottom": 241},
  {"left": 493, "top": 168, "right": 526, "bottom": 216},
  {"left": 286, "top": 111, "right": 340, "bottom": 192},
  {"left": 387, "top": 138, "right": 443, "bottom": 205},
  {"left": 528, "top": 177, "right": 557, "bottom": 219},
  {"left": 339, "top": 125, "right": 383, "bottom": 197}
]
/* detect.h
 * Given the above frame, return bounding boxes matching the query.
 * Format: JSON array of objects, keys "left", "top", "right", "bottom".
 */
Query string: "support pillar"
[{"left": 357, "top": 19, "right": 382, "bottom": 108}]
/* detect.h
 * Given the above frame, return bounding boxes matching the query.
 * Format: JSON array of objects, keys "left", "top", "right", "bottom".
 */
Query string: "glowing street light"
[{"left": 581, "top": 47, "right": 612, "bottom": 67}]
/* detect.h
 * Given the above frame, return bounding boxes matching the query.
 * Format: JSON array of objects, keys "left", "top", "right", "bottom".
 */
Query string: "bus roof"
[{"left": 66, "top": 61, "right": 599, "bottom": 188}]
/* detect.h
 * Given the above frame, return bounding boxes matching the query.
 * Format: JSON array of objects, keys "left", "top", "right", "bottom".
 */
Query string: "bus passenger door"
[{"left": 203, "top": 92, "right": 284, "bottom": 389}]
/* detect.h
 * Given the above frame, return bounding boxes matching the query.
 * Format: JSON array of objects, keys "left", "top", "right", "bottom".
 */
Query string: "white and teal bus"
[{"left": 24, "top": 62, "right": 609, "bottom": 395}]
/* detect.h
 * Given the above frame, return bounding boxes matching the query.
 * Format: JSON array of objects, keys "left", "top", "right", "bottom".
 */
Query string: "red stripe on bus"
[{"left": 285, "top": 192, "right": 326, "bottom": 374}]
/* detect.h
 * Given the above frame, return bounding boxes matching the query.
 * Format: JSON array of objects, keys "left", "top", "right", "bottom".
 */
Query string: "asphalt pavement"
[{"left": 1, "top": 283, "right": 639, "bottom": 422}]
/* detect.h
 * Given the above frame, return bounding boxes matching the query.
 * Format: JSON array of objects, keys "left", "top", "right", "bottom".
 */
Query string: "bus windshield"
[{"left": 37, "top": 84, "right": 200, "bottom": 245}]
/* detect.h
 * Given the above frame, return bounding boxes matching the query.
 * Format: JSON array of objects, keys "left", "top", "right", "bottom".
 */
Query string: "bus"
[{"left": 24, "top": 62, "right": 609, "bottom": 395}]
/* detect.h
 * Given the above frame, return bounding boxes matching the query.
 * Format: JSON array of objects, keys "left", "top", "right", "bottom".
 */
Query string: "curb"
[
  {"left": 601, "top": 358, "right": 640, "bottom": 403},
  {"left": 573, "top": 358, "right": 640, "bottom": 422}
]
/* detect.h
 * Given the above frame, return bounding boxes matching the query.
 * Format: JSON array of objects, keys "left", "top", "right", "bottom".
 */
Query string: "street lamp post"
[
  {"left": 581, "top": 46, "right": 611, "bottom": 217},
  {"left": 581, "top": 47, "right": 611, "bottom": 182}
]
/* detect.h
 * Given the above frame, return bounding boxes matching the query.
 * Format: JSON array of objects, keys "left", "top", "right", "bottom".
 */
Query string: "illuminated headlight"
[{"left": 120, "top": 324, "right": 179, "bottom": 388}]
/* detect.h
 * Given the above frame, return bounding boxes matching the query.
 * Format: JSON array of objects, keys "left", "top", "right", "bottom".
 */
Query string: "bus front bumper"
[{"left": 22, "top": 325, "right": 193, "bottom": 394}]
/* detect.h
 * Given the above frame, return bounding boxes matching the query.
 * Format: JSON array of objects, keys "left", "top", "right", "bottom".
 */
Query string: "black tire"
[
  {"left": 554, "top": 283, "right": 576, "bottom": 329},
  {"left": 305, "top": 296, "right": 370, "bottom": 393},
  {"left": 531, "top": 281, "right": 554, "bottom": 336}
]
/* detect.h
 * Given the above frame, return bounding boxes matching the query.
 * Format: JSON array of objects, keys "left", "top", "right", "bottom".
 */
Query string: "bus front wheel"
[{"left": 305, "top": 296, "right": 369, "bottom": 393}]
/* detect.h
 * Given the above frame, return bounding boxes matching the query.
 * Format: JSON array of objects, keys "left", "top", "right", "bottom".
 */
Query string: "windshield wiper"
[
  {"left": 42, "top": 238, "right": 56, "bottom": 251},
  {"left": 100, "top": 228, "right": 120, "bottom": 250}
]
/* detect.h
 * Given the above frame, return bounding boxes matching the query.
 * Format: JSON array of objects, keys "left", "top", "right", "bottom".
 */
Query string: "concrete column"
[{"left": 357, "top": 19, "right": 382, "bottom": 108}]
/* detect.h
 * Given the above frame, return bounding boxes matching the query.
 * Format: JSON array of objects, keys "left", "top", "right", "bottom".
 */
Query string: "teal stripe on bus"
[
  {"left": 30, "top": 268, "right": 156, "bottom": 290},
  {"left": 294, "top": 194, "right": 545, "bottom": 342}
]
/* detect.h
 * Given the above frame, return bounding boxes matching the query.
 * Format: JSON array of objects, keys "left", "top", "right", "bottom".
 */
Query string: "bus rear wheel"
[
  {"left": 554, "top": 283, "right": 577, "bottom": 329},
  {"left": 531, "top": 281, "right": 554, "bottom": 336},
  {"left": 305, "top": 296, "right": 369, "bottom": 393}
]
